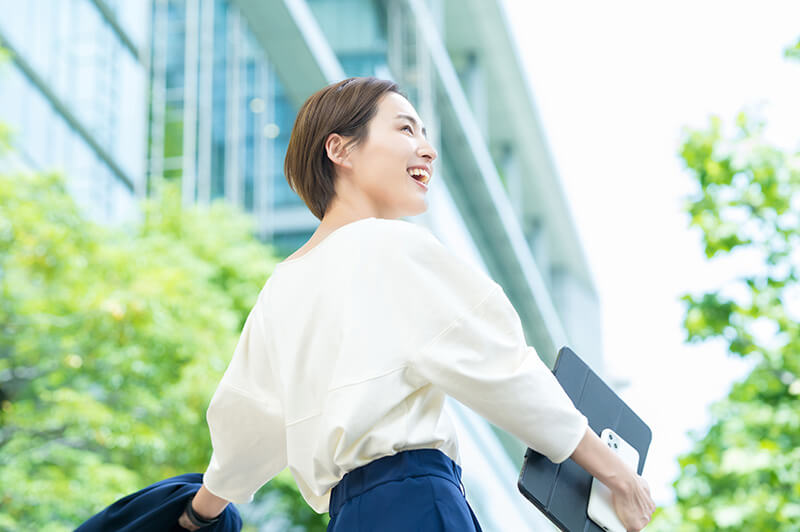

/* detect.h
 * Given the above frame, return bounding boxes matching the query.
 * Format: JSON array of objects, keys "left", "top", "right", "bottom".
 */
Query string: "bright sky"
[{"left": 502, "top": 0, "right": 800, "bottom": 505}]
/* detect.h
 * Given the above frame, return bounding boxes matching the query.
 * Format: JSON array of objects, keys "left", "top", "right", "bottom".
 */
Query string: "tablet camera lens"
[{"left": 613, "top": 443, "right": 618, "bottom": 448}]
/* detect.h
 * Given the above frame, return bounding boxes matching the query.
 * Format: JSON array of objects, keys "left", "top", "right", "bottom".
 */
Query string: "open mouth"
[{"left": 407, "top": 167, "right": 431, "bottom": 185}]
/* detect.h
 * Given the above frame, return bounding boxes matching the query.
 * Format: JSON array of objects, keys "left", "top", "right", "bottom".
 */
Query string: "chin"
[{"left": 407, "top": 200, "right": 428, "bottom": 217}]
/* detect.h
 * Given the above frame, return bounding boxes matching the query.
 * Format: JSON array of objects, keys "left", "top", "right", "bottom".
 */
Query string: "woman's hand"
[
  {"left": 178, "top": 510, "right": 202, "bottom": 531},
  {"left": 610, "top": 474, "right": 656, "bottom": 531},
  {"left": 569, "top": 427, "right": 656, "bottom": 531}
]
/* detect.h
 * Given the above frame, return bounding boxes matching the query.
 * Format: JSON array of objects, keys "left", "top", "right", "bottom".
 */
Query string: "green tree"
[
  {"left": 650, "top": 38, "right": 800, "bottom": 531},
  {"left": 0, "top": 165, "right": 328, "bottom": 531}
]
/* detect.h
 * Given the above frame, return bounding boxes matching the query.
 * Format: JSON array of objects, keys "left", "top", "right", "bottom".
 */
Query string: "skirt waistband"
[{"left": 329, "top": 449, "right": 465, "bottom": 518}]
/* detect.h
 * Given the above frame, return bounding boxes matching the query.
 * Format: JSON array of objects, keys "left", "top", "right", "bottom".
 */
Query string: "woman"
[{"left": 178, "top": 77, "right": 656, "bottom": 531}]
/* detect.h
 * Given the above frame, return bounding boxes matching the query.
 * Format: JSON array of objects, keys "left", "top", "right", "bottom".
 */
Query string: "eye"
[{"left": 401, "top": 124, "right": 413, "bottom": 134}]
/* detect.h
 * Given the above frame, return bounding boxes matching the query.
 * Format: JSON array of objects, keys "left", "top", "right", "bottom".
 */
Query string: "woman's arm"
[
  {"left": 178, "top": 485, "right": 230, "bottom": 531},
  {"left": 569, "top": 427, "right": 656, "bottom": 531}
]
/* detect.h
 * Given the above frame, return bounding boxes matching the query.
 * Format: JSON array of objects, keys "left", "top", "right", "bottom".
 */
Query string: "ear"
[{"left": 324, "top": 133, "right": 354, "bottom": 170}]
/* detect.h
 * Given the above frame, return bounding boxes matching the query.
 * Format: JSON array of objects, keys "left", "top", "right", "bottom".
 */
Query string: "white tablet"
[{"left": 587, "top": 428, "right": 640, "bottom": 532}]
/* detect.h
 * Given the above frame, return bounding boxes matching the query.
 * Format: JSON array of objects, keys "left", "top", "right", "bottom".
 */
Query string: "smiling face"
[{"left": 323, "top": 92, "right": 438, "bottom": 220}]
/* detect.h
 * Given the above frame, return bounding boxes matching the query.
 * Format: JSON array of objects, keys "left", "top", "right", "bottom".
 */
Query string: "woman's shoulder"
[
  {"left": 361, "top": 219, "right": 459, "bottom": 271},
  {"left": 367, "top": 218, "right": 440, "bottom": 250},
  {"left": 368, "top": 219, "right": 496, "bottom": 290}
]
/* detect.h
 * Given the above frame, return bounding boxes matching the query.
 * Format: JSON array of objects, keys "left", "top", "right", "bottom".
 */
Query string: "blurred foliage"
[
  {"left": 649, "top": 37, "right": 800, "bottom": 531},
  {"left": 0, "top": 48, "right": 11, "bottom": 154},
  {"left": 0, "top": 166, "right": 328, "bottom": 531},
  {"left": 0, "top": 122, "right": 11, "bottom": 154},
  {"left": 785, "top": 36, "right": 800, "bottom": 60}
]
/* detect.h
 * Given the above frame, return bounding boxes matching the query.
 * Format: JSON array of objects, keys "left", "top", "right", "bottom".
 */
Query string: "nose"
[{"left": 417, "top": 137, "right": 437, "bottom": 162}]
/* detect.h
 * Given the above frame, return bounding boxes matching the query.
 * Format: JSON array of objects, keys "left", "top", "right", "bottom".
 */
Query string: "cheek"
[
  {"left": 351, "top": 137, "right": 413, "bottom": 193},
  {"left": 362, "top": 165, "right": 409, "bottom": 201},
  {"left": 364, "top": 143, "right": 409, "bottom": 177}
]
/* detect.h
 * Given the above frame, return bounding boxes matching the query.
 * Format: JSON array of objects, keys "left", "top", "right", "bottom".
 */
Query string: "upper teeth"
[{"left": 408, "top": 168, "right": 430, "bottom": 183}]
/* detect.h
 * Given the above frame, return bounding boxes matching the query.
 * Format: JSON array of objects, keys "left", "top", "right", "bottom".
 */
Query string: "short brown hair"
[{"left": 284, "top": 77, "right": 407, "bottom": 220}]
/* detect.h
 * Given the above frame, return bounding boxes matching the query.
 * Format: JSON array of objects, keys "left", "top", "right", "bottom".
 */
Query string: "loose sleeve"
[
  {"left": 202, "top": 294, "right": 287, "bottom": 503},
  {"left": 379, "top": 222, "right": 588, "bottom": 464}
]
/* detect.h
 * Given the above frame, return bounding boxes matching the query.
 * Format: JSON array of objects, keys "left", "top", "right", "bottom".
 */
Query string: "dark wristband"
[{"left": 184, "top": 495, "right": 221, "bottom": 528}]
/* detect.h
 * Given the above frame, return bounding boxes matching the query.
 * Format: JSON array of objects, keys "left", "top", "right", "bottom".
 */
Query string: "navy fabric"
[
  {"left": 75, "top": 473, "right": 242, "bottom": 532},
  {"left": 327, "top": 449, "right": 483, "bottom": 532}
]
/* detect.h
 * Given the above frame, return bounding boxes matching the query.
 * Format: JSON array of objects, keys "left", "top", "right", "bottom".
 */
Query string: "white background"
[{"left": 502, "top": 0, "right": 800, "bottom": 505}]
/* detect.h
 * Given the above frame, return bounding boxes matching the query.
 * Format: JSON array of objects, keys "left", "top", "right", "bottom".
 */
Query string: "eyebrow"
[{"left": 395, "top": 113, "right": 428, "bottom": 139}]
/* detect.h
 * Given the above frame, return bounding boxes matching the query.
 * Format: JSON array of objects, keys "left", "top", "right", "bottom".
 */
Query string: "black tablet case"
[{"left": 517, "top": 346, "right": 652, "bottom": 532}]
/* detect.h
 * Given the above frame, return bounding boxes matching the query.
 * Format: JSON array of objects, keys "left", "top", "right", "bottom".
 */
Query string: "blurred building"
[
  {"left": 0, "top": 0, "right": 603, "bottom": 529},
  {"left": 0, "top": 0, "right": 149, "bottom": 224}
]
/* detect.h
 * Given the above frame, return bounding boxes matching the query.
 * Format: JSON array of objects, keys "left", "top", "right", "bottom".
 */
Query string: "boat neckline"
[{"left": 274, "top": 217, "right": 379, "bottom": 267}]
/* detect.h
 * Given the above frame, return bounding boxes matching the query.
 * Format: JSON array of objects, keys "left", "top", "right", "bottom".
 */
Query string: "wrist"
[
  {"left": 569, "top": 427, "right": 636, "bottom": 493},
  {"left": 191, "top": 484, "right": 229, "bottom": 520},
  {"left": 191, "top": 497, "right": 220, "bottom": 521},
  {"left": 604, "top": 468, "right": 635, "bottom": 494},
  {"left": 185, "top": 496, "right": 221, "bottom": 528},
  {"left": 596, "top": 449, "right": 637, "bottom": 494}
]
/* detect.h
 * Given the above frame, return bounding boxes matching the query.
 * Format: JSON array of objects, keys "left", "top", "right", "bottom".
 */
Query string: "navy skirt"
[{"left": 327, "top": 449, "right": 483, "bottom": 531}]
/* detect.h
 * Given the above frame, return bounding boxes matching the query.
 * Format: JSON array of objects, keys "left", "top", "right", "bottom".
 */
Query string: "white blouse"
[{"left": 202, "top": 217, "right": 588, "bottom": 513}]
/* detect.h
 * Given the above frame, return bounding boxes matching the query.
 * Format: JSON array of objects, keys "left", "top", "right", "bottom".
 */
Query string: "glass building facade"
[
  {"left": 148, "top": 0, "right": 310, "bottom": 244},
  {"left": 0, "top": 0, "right": 149, "bottom": 224}
]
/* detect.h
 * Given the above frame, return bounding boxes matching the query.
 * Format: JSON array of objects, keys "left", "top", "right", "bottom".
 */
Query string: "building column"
[{"left": 181, "top": 0, "right": 200, "bottom": 205}]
